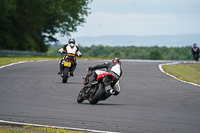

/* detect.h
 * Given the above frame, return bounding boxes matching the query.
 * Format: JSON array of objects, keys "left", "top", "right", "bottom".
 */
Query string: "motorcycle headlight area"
[{"left": 102, "top": 75, "right": 112, "bottom": 86}]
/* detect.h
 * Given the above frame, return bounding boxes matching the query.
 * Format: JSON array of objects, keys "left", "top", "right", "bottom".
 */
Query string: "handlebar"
[{"left": 59, "top": 51, "right": 81, "bottom": 57}]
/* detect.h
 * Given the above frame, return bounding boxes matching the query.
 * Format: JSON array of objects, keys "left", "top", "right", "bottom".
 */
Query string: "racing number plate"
[{"left": 64, "top": 61, "right": 71, "bottom": 67}]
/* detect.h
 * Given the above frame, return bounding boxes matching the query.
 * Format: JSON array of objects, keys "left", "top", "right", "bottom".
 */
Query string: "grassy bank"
[
  {"left": 162, "top": 65, "right": 200, "bottom": 85},
  {"left": 0, "top": 125, "right": 85, "bottom": 133},
  {"left": 0, "top": 56, "right": 111, "bottom": 67},
  {"left": 0, "top": 57, "right": 60, "bottom": 66}
]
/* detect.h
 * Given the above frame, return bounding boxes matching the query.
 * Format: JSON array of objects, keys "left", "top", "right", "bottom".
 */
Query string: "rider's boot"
[
  {"left": 70, "top": 63, "right": 77, "bottom": 76},
  {"left": 58, "top": 61, "right": 63, "bottom": 74},
  {"left": 58, "top": 66, "right": 62, "bottom": 74},
  {"left": 58, "top": 71, "right": 62, "bottom": 74},
  {"left": 84, "top": 79, "right": 93, "bottom": 88},
  {"left": 70, "top": 71, "right": 74, "bottom": 77}
]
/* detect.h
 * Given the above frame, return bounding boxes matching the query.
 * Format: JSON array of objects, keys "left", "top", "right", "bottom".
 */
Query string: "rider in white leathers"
[{"left": 58, "top": 38, "right": 82, "bottom": 76}]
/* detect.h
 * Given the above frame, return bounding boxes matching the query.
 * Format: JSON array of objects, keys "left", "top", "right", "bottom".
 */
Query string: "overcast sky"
[{"left": 65, "top": 0, "right": 200, "bottom": 38}]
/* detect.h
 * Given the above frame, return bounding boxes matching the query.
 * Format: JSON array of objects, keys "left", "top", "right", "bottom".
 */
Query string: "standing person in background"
[{"left": 191, "top": 43, "right": 199, "bottom": 61}]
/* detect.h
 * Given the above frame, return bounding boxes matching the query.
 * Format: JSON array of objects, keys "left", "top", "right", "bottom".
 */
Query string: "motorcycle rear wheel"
[
  {"left": 62, "top": 67, "right": 69, "bottom": 83},
  {"left": 89, "top": 83, "right": 105, "bottom": 104}
]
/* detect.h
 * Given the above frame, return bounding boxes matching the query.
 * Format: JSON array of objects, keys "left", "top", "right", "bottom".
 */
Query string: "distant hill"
[{"left": 57, "top": 34, "right": 200, "bottom": 47}]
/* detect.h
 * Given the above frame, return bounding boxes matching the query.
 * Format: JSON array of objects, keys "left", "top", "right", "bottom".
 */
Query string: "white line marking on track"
[
  {"left": 0, "top": 120, "right": 120, "bottom": 133},
  {"left": 159, "top": 62, "right": 200, "bottom": 87},
  {"left": 0, "top": 60, "right": 51, "bottom": 69},
  {"left": 0, "top": 61, "right": 28, "bottom": 69}
]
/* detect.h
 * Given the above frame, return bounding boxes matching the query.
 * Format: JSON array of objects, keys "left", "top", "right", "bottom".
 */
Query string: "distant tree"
[
  {"left": 0, "top": 0, "right": 92, "bottom": 52},
  {"left": 150, "top": 49, "right": 162, "bottom": 60},
  {"left": 0, "top": 0, "right": 17, "bottom": 49},
  {"left": 47, "top": 45, "right": 193, "bottom": 61},
  {"left": 114, "top": 51, "right": 121, "bottom": 58}
]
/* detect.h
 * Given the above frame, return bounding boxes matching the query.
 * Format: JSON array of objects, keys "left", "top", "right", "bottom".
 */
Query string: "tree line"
[
  {"left": 0, "top": 0, "right": 91, "bottom": 52},
  {"left": 48, "top": 45, "right": 194, "bottom": 60}
]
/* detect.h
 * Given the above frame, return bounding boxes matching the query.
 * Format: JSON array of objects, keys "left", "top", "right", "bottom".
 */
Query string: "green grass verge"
[
  {"left": 0, "top": 128, "right": 34, "bottom": 133},
  {"left": 0, "top": 128, "right": 36, "bottom": 133},
  {"left": 0, "top": 57, "right": 60, "bottom": 66},
  {"left": 0, "top": 125, "right": 86, "bottom": 133},
  {"left": 23, "top": 125, "right": 86, "bottom": 133},
  {"left": 0, "top": 56, "right": 111, "bottom": 67},
  {"left": 162, "top": 65, "right": 200, "bottom": 85}
]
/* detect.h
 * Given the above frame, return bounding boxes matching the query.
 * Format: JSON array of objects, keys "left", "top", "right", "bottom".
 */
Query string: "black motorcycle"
[
  {"left": 59, "top": 58, "right": 75, "bottom": 83},
  {"left": 58, "top": 52, "right": 78, "bottom": 83}
]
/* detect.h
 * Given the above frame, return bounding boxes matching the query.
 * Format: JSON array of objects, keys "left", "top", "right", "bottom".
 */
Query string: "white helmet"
[{"left": 68, "top": 38, "right": 75, "bottom": 44}]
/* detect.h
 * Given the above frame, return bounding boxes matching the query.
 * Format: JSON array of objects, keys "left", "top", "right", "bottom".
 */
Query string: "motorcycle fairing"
[{"left": 95, "top": 70, "right": 114, "bottom": 81}]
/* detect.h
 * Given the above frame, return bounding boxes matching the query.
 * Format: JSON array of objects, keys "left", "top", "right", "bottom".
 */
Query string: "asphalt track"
[{"left": 0, "top": 60, "right": 200, "bottom": 133}]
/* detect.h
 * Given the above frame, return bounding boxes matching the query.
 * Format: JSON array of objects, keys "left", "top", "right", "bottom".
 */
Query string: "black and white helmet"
[
  {"left": 111, "top": 57, "right": 121, "bottom": 64},
  {"left": 68, "top": 38, "right": 75, "bottom": 44}
]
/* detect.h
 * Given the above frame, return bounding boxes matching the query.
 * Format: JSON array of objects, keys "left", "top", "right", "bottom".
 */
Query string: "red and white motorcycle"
[{"left": 77, "top": 70, "right": 114, "bottom": 104}]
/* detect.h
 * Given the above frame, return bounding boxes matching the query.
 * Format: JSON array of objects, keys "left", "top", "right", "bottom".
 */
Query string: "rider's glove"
[{"left": 58, "top": 48, "right": 64, "bottom": 53}]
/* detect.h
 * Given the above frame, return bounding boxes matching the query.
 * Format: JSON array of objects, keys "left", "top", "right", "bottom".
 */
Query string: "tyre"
[
  {"left": 77, "top": 91, "right": 85, "bottom": 103},
  {"left": 89, "top": 83, "right": 105, "bottom": 104},
  {"left": 62, "top": 67, "right": 69, "bottom": 83}
]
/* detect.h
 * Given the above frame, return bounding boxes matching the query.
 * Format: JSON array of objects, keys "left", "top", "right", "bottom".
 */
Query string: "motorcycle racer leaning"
[
  {"left": 84, "top": 57, "right": 122, "bottom": 96},
  {"left": 58, "top": 38, "right": 82, "bottom": 76}
]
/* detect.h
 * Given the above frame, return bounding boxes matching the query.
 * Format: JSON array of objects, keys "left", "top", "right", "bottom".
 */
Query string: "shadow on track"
[
  {"left": 76, "top": 102, "right": 127, "bottom": 106},
  {"left": 54, "top": 82, "right": 82, "bottom": 84}
]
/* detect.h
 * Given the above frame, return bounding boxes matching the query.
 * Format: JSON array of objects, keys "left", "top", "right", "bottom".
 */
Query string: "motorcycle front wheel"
[
  {"left": 62, "top": 67, "right": 69, "bottom": 83},
  {"left": 77, "top": 88, "right": 85, "bottom": 103}
]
